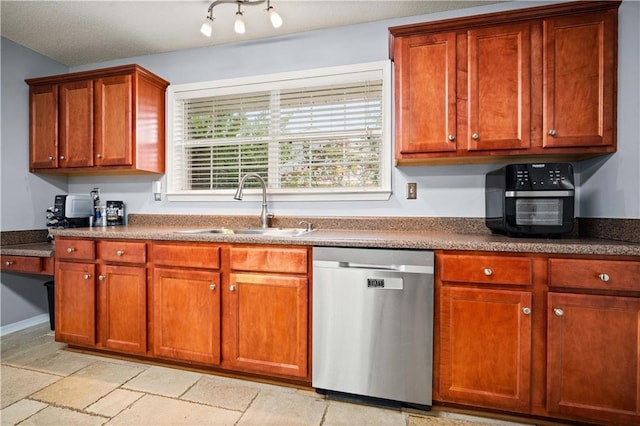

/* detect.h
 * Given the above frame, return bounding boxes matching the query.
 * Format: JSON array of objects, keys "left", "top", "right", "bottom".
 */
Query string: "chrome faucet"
[{"left": 233, "top": 173, "right": 271, "bottom": 228}]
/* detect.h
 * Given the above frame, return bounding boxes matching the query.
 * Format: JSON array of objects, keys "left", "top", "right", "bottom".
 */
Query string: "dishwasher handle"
[{"left": 315, "top": 260, "right": 433, "bottom": 274}]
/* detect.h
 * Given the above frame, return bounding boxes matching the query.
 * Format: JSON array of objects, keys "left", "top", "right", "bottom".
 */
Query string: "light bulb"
[
  {"left": 234, "top": 12, "right": 245, "bottom": 34},
  {"left": 268, "top": 8, "right": 282, "bottom": 28},
  {"left": 200, "top": 19, "right": 213, "bottom": 37}
]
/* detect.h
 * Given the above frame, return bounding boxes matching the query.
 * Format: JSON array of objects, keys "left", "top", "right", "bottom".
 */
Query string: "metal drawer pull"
[
  {"left": 448, "top": 134, "right": 455, "bottom": 141},
  {"left": 548, "top": 129, "right": 557, "bottom": 136},
  {"left": 522, "top": 307, "right": 532, "bottom": 315},
  {"left": 553, "top": 308, "right": 564, "bottom": 317},
  {"left": 472, "top": 133, "right": 479, "bottom": 140},
  {"left": 483, "top": 268, "right": 493, "bottom": 276},
  {"left": 83, "top": 273, "right": 91, "bottom": 280},
  {"left": 98, "top": 275, "right": 106, "bottom": 281},
  {"left": 67, "top": 247, "right": 75, "bottom": 253},
  {"left": 209, "top": 284, "right": 216, "bottom": 290},
  {"left": 116, "top": 250, "right": 125, "bottom": 256},
  {"left": 599, "top": 273, "right": 610, "bottom": 282},
  {"left": 229, "top": 285, "right": 236, "bottom": 291},
  {"left": 5, "top": 261, "right": 14, "bottom": 266}
]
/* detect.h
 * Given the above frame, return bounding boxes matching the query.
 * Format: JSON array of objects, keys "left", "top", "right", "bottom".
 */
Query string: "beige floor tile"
[
  {"left": 85, "top": 388, "right": 145, "bottom": 417},
  {"left": 0, "top": 365, "right": 61, "bottom": 409},
  {"left": 107, "top": 394, "right": 241, "bottom": 425},
  {"left": 323, "top": 400, "right": 406, "bottom": 426},
  {"left": 1, "top": 336, "right": 66, "bottom": 367},
  {"left": 0, "top": 398, "right": 48, "bottom": 425},
  {"left": 18, "top": 405, "right": 107, "bottom": 426},
  {"left": 19, "top": 348, "right": 98, "bottom": 376},
  {"left": 31, "top": 361, "right": 143, "bottom": 409},
  {"left": 238, "top": 389, "right": 326, "bottom": 425},
  {"left": 181, "top": 375, "right": 259, "bottom": 411},
  {"left": 122, "top": 365, "right": 202, "bottom": 397}
]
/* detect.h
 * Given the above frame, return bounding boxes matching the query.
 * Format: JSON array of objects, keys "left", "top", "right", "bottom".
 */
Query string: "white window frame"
[{"left": 166, "top": 61, "right": 392, "bottom": 202}]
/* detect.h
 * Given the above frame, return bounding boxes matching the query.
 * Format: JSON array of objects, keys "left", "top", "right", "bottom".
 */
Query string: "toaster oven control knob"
[
  {"left": 483, "top": 268, "right": 493, "bottom": 276},
  {"left": 548, "top": 129, "right": 557, "bottom": 136},
  {"left": 448, "top": 134, "right": 455, "bottom": 142},
  {"left": 599, "top": 273, "right": 610, "bottom": 282},
  {"left": 472, "top": 133, "right": 479, "bottom": 140},
  {"left": 66, "top": 247, "right": 75, "bottom": 253}
]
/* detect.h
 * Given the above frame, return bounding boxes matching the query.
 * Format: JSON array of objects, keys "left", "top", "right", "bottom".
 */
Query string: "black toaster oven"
[{"left": 485, "top": 163, "right": 575, "bottom": 237}]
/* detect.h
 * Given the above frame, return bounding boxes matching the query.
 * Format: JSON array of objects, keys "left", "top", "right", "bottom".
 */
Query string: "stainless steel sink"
[{"left": 175, "top": 227, "right": 313, "bottom": 237}]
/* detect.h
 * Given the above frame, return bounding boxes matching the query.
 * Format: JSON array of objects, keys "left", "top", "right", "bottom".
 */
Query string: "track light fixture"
[{"left": 200, "top": 0, "right": 282, "bottom": 37}]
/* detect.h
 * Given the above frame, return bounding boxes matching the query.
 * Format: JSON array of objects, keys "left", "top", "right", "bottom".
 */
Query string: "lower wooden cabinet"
[
  {"left": 55, "top": 260, "right": 96, "bottom": 346},
  {"left": 152, "top": 267, "right": 221, "bottom": 364},
  {"left": 223, "top": 272, "right": 308, "bottom": 378},
  {"left": 547, "top": 292, "right": 640, "bottom": 424},
  {"left": 438, "top": 281, "right": 532, "bottom": 412}
]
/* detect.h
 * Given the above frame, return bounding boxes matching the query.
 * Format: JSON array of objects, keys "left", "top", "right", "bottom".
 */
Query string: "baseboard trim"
[{"left": 0, "top": 314, "right": 50, "bottom": 337}]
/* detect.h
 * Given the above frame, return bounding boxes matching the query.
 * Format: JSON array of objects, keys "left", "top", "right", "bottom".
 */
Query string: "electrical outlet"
[{"left": 407, "top": 182, "right": 417, "bottom": 199}]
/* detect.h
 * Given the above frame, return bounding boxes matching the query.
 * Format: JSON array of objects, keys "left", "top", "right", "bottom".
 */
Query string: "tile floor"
[{"left": 1, "top": 323, "right": 537, "bottom": 425}]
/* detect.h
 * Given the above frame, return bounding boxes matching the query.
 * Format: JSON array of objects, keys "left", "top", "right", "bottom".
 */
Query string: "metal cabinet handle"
[
  {"left": 67, "top": 247, "right": 75, "bottom": 253},
  {"left": 96, "top": 154, "right": 102, "bottom": 159},
  {"left": 48, "top": 156, "right": 54, "bottom": 161},
  {"left": 548, "top": 129, "right": 557, "bottom": 136},
  {"left": 448, "top": 134, "right": 455, "bottom": 142},
  {"left": 5, "top": 261, "right": 14, "bottom": 266},
  {"left": 98, "top": 275, "right": 106, "bottom": 281},
  {"left": 83, "top": 273, "right": 92, "bottom": 280},
  {"left": 522, "top": 307, "right": 532, "bottom": 315},
  {"left": 599, "top": 273, "right": 610, "bottom": 282},
  {"left": 60, "top": 155, "right": 66, "bottom": 160},
  {"left": 472, "top": 133, "right": 479, "bottom": 140},
  {"left": 553, "top": 308, "right": 564, "bottom": 317},
  {"left": 116, "top": 250, "right": 125, "bottom": 257},
  {"left": 483, "top": 268, "right": 493, "bottom": 276},
  {"left": 229, "top": 285, "right": 236, "bottom": 292},
  {"left": 209, "top": 284, "right": 216, "bottom": 291}
]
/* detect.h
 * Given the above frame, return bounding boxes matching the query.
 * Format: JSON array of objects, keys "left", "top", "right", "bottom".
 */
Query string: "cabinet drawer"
[
  {"left": 549, "top": 258, "right": 640, "bottom": 291},
  {"left": 1, "top": 255, "right": 48, "bottom": 274},
  {"left": 439, "top": 254, "right": 531, "bottom": 285},
  {"left": 152, "top": 243, "right": 220, "bottom": 269},
  {"left": 55, "top": 239, "right": 95, "bottom": 261},
  {"left": 230, "top": 246, "right": 308, "bottom": 274},
  {"left": 98, "top": 240, "right": 146, "bottom": 264}
]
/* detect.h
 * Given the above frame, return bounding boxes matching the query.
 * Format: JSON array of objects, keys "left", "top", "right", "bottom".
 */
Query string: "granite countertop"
[
  {"left": 45, "top": 224, "right": 640, "bottom": 257},
  {"left": 0, "top": 242, "right": 55, "bottom": 257}
]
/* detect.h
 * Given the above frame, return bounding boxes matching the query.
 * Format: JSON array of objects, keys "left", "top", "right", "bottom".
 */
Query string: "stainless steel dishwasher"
[{"left": 312, "top": 247, "right": 434, "bottom": 407}]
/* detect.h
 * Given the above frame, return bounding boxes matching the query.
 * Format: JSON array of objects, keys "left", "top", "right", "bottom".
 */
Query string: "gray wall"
[{"left": 1, "top": 0, "right": 639, "bottom": 327}]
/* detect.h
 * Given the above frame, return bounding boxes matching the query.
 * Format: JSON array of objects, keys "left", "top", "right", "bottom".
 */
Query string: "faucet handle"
[{"left": 299, "top": 220, "right": 314, "bottom": 232}]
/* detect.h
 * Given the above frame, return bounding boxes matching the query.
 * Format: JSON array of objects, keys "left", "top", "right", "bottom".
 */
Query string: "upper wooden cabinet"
[
  {"left": 26, "top": 64, "right": 169, "bottom": 174},
  {"left": 389, "top": 1, "right": 620, "bottom": 165}
]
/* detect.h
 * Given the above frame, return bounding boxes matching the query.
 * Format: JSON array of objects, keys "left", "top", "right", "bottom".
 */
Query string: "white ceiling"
[{"left": 1, "top": 0, "right": 500, "bottom": 67}]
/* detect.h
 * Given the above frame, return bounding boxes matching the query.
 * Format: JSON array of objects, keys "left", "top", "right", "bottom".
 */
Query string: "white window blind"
[{"left": 167, "top": 62, "right": 391, "bottom": 201}]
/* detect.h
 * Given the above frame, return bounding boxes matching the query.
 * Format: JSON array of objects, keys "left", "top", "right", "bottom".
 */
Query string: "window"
[{"left": 167, "top": 61, "right": 391, "bottom": 201}]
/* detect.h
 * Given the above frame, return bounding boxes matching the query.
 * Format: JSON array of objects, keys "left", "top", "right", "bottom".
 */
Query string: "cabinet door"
[
  {"left": 224, "top": 273, "right": 308, "bottom": 379},
  {"left": 543, "top": 10, "right": 616, "bottom": 149},
  {"left": 98, "top": 264, "right": 147, "bottom": 354},
  {"left": 439, "top": 286, "right": 532, "bottom": 412},
  {"left": 55, "top": 261, "right": 96, "bottom": 346},
  {"left": 153, "top": 268, "right": 221, "bottom": 365},
  {"left": 29, "top": 84, "right": 58, "bottom": 170},
  {"left": 59, "top": 80, "right": 94, "bottom": 168},
  {"left": 394, "top": 32, "right": 457, "bottom": 155},
  {"left": 94, "top": 75, "right": 132, "bottom": 166},
  {"left": 547, "top": 293, "right": 640, "bottom": 424},
  {"left": 467, "top": 23, "right": 531, "bottom": 151}
]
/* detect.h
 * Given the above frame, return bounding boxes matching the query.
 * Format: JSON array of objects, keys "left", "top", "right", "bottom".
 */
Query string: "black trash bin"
[{"left": 43, "top": 280, "right": 55, "bottom": 330}]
